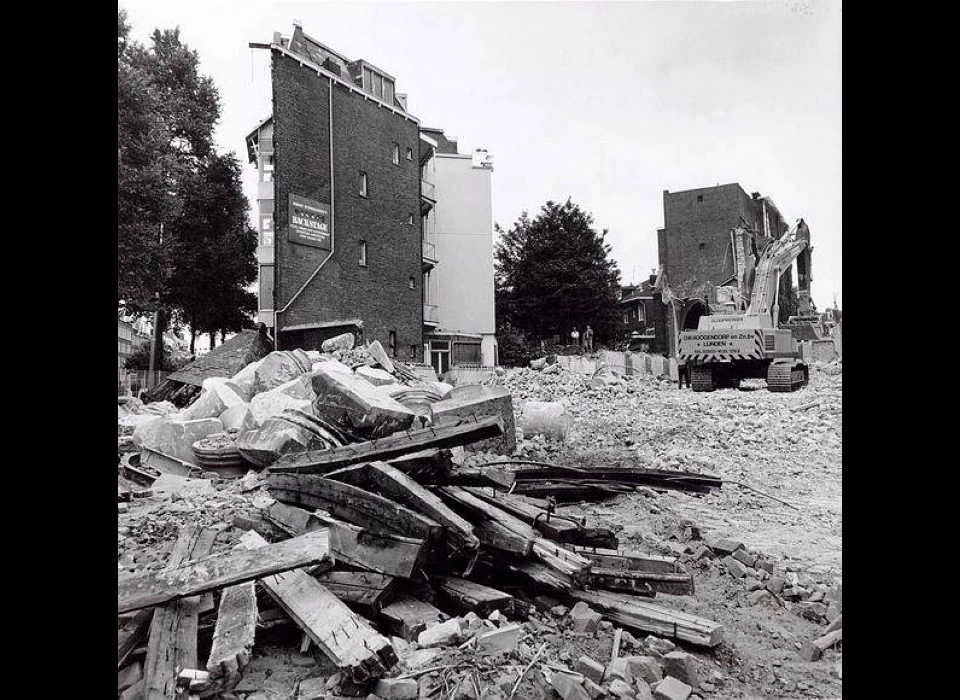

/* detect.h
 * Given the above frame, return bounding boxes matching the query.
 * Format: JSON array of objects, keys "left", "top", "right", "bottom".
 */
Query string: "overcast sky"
[{"left": 121, "top": 0, "right": 842, "bottom": 309}]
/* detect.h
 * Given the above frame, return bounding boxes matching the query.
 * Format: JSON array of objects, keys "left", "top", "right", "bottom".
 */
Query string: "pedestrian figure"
[
  {"left": 570, "top": 327, "right": 580, "bottom": 349},
  {"left": 583, "top": 325, "right": 594, "bottom": 353}
]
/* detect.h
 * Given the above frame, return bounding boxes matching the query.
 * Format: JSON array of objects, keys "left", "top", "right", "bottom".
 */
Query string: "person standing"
[
  {"left": 571, "top": 327, "right": 580, "bottom": 348},
  {"left": 583, "top": 325, "right": 594, "bottom": 353}
]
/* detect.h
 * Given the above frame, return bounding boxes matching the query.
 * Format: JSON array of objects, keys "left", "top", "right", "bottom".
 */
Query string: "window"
[
  {"left": 359, "top": 171, "right": 368, "bottom": 197},
  {"left": 696, "top": 195, "right": 703, "bottom": 203},
  {"left": 261, "top": 216, "right": 274, "bottom": 247},
  {"left": 406, "top": 147, "right": 413, "bottom": 161},
  {"left": 408, "top": 213, "right": 414, "bottom": 225},
  {"left": 409, "top": 276, "right": 416, "bottom": 289},
  {"left": 389, "top": 331, "right": 397, "bottom": 357},
  {"left": 359, "top": 240, "right": 368, "bottom": 267},
  {"left": 392, "top": 143, "right": 400, "bottom": 165},
  {"left": 623, "top": 310, "right": 630, "bottom": 324}
]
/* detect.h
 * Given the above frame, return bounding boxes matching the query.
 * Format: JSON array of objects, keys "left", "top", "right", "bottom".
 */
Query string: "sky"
[{"left": 120, "top": 0, "right": 842, "bottom": 310}]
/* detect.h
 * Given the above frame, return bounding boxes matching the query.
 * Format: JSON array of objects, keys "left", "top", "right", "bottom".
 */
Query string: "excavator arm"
[{"left": 744, "top": 224, "right": 810, "bottom": 319}]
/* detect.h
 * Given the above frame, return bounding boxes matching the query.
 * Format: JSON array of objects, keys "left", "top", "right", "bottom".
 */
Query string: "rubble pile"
[{"left": 118, "top": 345, "right": 841, "bottom": 699}]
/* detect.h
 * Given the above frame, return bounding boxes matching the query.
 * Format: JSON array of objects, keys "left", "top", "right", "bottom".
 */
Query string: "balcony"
[
  {"left": 423, "top": 303, "right": 440, "bottom": 325},
  {"left": 421, "top": 178, "right": 435, "bottom": 213},
  {"left": 258, "top": 179, "right": 274, "bottom": 201},
  {"left": 422, "top": 239, "right": 438, "bottom": 269}
]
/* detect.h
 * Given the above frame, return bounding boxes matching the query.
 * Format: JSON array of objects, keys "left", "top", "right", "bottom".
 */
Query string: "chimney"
[
  {"left": 396, "top": 93, "right": 408, "bottom": 110},
  {"left": 293, "top": 19, "right": 303, "bottom": 29}
]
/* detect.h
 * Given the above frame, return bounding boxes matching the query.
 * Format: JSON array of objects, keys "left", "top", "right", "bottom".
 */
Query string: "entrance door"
[{"left": 430, "top": 340, "right": 450, "bottom": 375}]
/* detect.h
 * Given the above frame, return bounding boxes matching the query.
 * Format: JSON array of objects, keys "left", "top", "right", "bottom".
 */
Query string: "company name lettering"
[{"left": 292, "top": 215, "right": 327, "bottom": 232}]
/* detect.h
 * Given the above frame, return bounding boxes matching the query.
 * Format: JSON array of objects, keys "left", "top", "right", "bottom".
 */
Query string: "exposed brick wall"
[
  {"left": 660, "top": 183, "right": 790, "bottom": 304},
  {"left": 272, "top": 53, "right": 423, "bottom": 359}
]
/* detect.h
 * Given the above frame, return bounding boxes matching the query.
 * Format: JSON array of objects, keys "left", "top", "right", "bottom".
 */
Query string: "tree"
[
  {"left": 495, "top": 199, "right": 622, "bottom": 343},
  {"left": 168, "top": 153, "right": 258, "bottom": 352}
]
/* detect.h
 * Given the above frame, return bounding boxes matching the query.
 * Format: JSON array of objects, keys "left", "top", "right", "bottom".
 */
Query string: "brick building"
[
  {"left": 657, "top": 183, "right": 800, "bottom": 355},
  {"left": 619, "top": 274, "right": 669, "bottom": 355},
  {"left": 247, "top": 24, "right": 424, "bottom": 359},
  {"left": 247, "top": 23, "right": 497, "bottom": 367}
]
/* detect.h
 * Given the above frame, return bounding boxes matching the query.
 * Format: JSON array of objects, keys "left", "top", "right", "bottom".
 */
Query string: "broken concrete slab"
[
  {"left": 150, "top": 473, "right": 215, "bottom": 498},
  {"left": 416, "top": 618, "right": 465, "bottom": 648},
  {"left": 323, "top": 332, "right": 356, "bottom": 353},
  {"left": 644, "top": 637, "right": 676, "bottom": 657},
  {"left": 551, "top": 671, "right": 590, "bottom": 700},
  {"left": 250, "top": 388, "right": 314, "bottom": 426},
  {"left": 429, "top": 385, "right": 516, "bottom": 454},
  {"left": 375, "top": 678, "right": 418, "bottom": 700},
  {"left": 661, "top": 652, "right": 699, "bottom": 689},
  {"left": 607, "top": 679, "right": 634, "bottom": 700},
  {"left": 730, "top": 549, "right": 757, "bottom": 569},
  {"left": 708, "top": 539, "right": 744, "bottom": 556},
  {"left": 253, "top": 351, "right": 311, "bottom": 396},
  {"left": 312, "top": 363, "right": 415, "bottom": 438},
  {"left": 722, "top": 556, "right": 749, "bottom": 579},
  {"left": 575, "top": 656, "right": 605, "bottom": 684},
  {"left": 569, "top": 601, "right": 602, "bottom": 633},
  {"left": 476, "top": 623, "right": 522, "bottom": 655},
  {"left": 624, "top": 656, "right": 662, "bottom": 686},
  {"left": 236, "top": 410, "right": 338, "bottom": 468},
  {"left": 219, "top": 403, "right": 257, "bottom": 433},
  {"left": 765, "top": 576, "right": 786, "bottom": 596},
  {"left": 134, "top": 417, "right": 224, "bottom": 465},
  {"left": 356, "top": 366, "right": 398, "bottom": 387},
  {"left": 366, "top": 340, "right": 395, "bottom": 374},
  {"left": 635, "top": 679, "right": 653, "bottom": 700},
  {"left": 652, "top": 676, "right": 692, "bottom": 700},
  {"left": 604, "top": 658, "right": 633, "bottom": 685},
  {"left": 519, "top": 401, "right": 568, "bottom": 441}
]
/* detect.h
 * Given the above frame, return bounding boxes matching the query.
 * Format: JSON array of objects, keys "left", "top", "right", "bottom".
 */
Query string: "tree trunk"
[
  {"left": 209, "top": 331, "right": 217, "bottom": 349},
  {"left": 189, "top": 319, "right": 197, "bottom": 355}
]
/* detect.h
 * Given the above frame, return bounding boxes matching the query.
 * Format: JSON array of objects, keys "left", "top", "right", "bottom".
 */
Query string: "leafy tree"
[
  {"left": 168, "top": 153, "right": 258, "bottom": 352},
  {"left": 495, "top": 199, "right": 622, "bottom": 343}
]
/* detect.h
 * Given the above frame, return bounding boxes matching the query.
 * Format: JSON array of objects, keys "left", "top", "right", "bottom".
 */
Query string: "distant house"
[
  {"left": 619, "top": 274, "right": 669, "bottom": 355},
  {"left": 118, "top": 319, "right": 135, "bottom": 367}
]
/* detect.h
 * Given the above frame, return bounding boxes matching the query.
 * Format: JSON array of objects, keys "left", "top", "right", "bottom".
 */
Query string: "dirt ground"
[{"left": 119, "top": 362, "right": 842, "bottom": 699}]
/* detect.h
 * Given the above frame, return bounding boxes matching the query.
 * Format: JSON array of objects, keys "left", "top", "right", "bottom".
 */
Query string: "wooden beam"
[
  {"left": 434, "top": 576, "right": 516, "bottom": 618},
  {"left": 262, "top": 500, "right": 429, "bottom": 579},
  {"left": 315, "top": 570, "right": 398, "bottom": 613},
  {"left": 328, "top": 461, "right": 479, "bottom": 552},
  {"left": 238, "top": 531, "right": 397, "bottom": 682},
  {"left": 118, "top": 530, "right": 333, "bottom": 614},
  {"left": 445, "top": 466, "right": 516, "bottom": 490},
  {"left": 205, "top": 579, "right": 257, "bottom": 690},
  {"left": 142, "top": 526, "right": 217, "bottom": 700},
  {"left": 800, "top": 629, "right": 842, "bottom": 661},
  {"left": 437, "top": 486, "right": 539, "bottom": 539},
  {"left": 587, "top": 568, "right": 691, "bottom": 596},
  {"left": 571, "top": 548, "right": 680, "bottom": 574},
  {"left": 569, "top": 589, "right": 723, "bottom": 647},
  {"left": 269, "top": 415, "right": 504, "bottom": 474},
  {"left": 267, "top": 473, "right": 443, "bottom": 543},
  {"left": 474, "top": 519, "right": 533, "bottom": 557},
  {"left": 118, "top": 609, "right": 153, "bottom": 668},
  {"left": 380, "top": 594, "right": 447, "bottom": 641}
]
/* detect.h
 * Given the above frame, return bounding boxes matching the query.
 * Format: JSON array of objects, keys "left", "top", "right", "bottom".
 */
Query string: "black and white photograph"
[{"left": 118, "top": 1, "right": 842, "bottom": 697}]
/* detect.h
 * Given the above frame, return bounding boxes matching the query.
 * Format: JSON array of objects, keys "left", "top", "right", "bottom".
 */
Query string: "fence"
[
  {"left": 118, "top": 369, "right": 170, "bottom": 396},
  {"left": 555, "top": 351, "right": 679, "bottom": 381}
]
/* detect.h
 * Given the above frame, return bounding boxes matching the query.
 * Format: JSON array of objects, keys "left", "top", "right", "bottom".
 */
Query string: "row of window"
[
  {"left": 356, "top": 239, "right": 417, "bottom": 290},
  {"left": 391, "top": 143, "right": 415, "bottom": 165},
  {"left": 384, "top": 329, "right": 419, "bottom": 361}
]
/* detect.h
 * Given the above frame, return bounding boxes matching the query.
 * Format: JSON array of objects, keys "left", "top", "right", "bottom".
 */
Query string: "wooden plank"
[
  {"left": 269, "top": 415, "right": 504, "bottom": 474},
  {"left": 262, "top": 500, "right": 429, "bottom": 579},
  {"left": 118, "top": 530, "right": 333, "bottom": 614},
  {"left": 531, "top": 539, "right": 592, "bottom": 583},
  {"left": 569, "top": 589, "right": 723, "bottom": 647},
  {"left": 205, "top": 580, "right": 257, "bottom": 690},
  {"left": 509, "top": 464, "right": 722, "bottom": 493},
  {"left": 118, "top": 609, "right": 153, "bottom": 667},
  {"left": 437, "top": 486, "right": 539, "bottom": 540},
  {"left": 315, "top": 570, "right": 398, "bottom": 613},
  {"left": 465, "top": 489, "right": 616, "bottom": 548},
  {"left": 142, "top": 526, "right": 217, "bottom": 700},
  {"left": 380, "top": 594, "right": 447, "bottom": 641},
  {"left": 328, "top": 461, "right": 479, "bottom": 552},
  {"left": 238, "top": 530, "right": 397, "bottom": 682},
  {"left": 474, "top": 519, "right": 534, "bottom": 557},
  {"left": 445, "top": 466, "right": 516, "bottom": 489},
  {"left": 572, "top": 548, "right": 680, "bottom": 574},
  {"left": 587, "top": 567, "right": 692, "bottom": 596},
  {"left": 267, "top": 473, "right": 443, "bottom": 543},
  {"left": 800, "top": 628, "right": 842, "bottom": 661},
  {"left": 386, "top": 448, "right": 453, "bottom": 482},
  {"left": 434, "top": 576, "right": 515, "bottom": 618}
]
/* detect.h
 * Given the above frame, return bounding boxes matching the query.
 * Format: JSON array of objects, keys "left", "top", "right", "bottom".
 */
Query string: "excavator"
[{"left": 678, "top": 220, "right": 812, "bottom": 392}]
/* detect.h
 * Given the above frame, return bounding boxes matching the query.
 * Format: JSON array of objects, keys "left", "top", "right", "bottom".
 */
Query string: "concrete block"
[
  {"left": 135, "top": 417, "right": 224, "bottom": 464},
  {"left": 708, "top": 539, "right": 744, "bottom": 556},
  {"left": 219, "top": 403, "right": 257, "bottom": 433},
  {"left": 635, "top": 679, "right": 653, "bottom": 700},
  {"left": 298, "top": 676, "right": 327, "bottom": 700},
  {"left": 644, "top": 637, "right": 675, "bottom": 657},
  {"left": 607, "top": 679, "right": 633, "bottom": 699},
  {"left": 569, "top": 602, "right": 602, "bottom": 633},
  {"left": 604, "top": 658, "right": 633, "bottom": 685},
  {"left": 180, "top": 390, "right": 227, "bottom": 421},
  {"left": 417, "top": 618, "right": 464, "bottom": 648},
  {"left": 250, "top": 387, "right": 313, "bottom": 426},
  {"left": 356, "top": 365, "right": 398, "bottom": 387},
  {"left": 476, "top": 623, "right": 522, "bottom": 654},
  {"left": 253, "top": 351, "right": 310, "bottom": 395},
  {"left": 322, "top": 332, "right": 356, "bottom": 353},
  {"left": 582, "top": 678, "right": 606, "bottom": 699},
  {"left": 551, "top": 672, "right": 590, "bottom": 700},
  {"left": 731, "top": 549, "right": 756, "bottom": 569},
  {"left": 575, "top": 656, "right": 605, "bottom": 685},
  {"left": 661, "top": 652, "right": 699, "bottom": 688},
  {"left": 765, "top": 576, "right": 786, "bottom": 596},
  {"left": 275, "top": 373, "right": 317, "bottom": 401},
  {"left": 375, "top": 678, "right": 418, "bottom": 700},
  {"left": 653, "top": 677, "right": 691, "bottom": 700},
  {"left": 430, "top": 385, "right": 516, "bottom": 454},
  {"left": 624, "top": 656, "right": 662, "bottom": 686},
  {"left": 312, "top": 363, "right": 415, "bottom": 438},
  {"left": 722, "top": 556, "right": 749, "bottom": 579}
]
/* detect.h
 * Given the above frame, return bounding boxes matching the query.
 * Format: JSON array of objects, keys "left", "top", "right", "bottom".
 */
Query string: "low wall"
[
  {"left": 799, "top": 339, "right": 838, "bottom": 363},
  {"left": 557, "top": 352, "right": 678, "bottom": 381}
]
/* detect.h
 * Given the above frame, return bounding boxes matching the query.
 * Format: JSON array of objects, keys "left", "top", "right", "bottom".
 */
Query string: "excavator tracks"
[{"left": 767, "top": 362, "right": 809, "bottom": 392}]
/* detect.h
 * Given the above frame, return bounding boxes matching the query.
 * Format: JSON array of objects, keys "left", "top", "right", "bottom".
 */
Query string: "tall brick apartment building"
[
  {"left": 246, "top": 24, "right": 424, "bottom": 358},
  {"left": 657, "top": 183, "right": 807, "bottom": 356}
]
